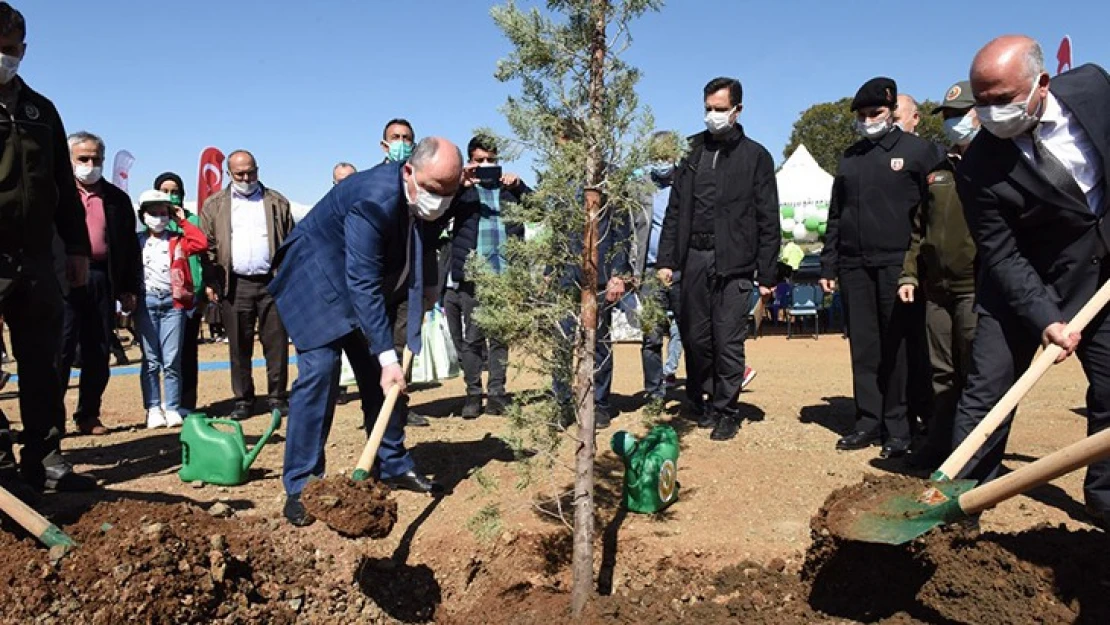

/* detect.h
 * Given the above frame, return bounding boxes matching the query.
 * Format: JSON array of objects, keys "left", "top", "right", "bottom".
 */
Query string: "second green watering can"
[{"left": 179, "top": 409, "right": 282, "bottom": 486}]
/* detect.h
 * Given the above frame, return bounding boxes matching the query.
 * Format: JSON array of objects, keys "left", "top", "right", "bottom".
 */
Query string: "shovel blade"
[{"left": 838, "top": 479, "right": 977, "bottom": 545}]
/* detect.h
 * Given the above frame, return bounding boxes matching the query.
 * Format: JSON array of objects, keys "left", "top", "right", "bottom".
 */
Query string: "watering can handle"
[
  {"left": 206, "top": 419, "right": 244, "bottom": 436},
  {"left": 935, "top": 278, "right": 1110, "bottom": 481},
  {"left": 242, "top": 409, "right": 283, "bottom": 470},
  {"left": 959, "top": 426, "right": 1110, "bottom": 516}
]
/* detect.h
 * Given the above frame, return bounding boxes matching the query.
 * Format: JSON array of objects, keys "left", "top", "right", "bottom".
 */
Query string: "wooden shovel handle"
[
  {"left": 0, "top": 484, "right": 50, "bottom": 537},
  {"left": 936, "top": 279, "right": 1110, "bottom": 480},
  {"left": 960, "top": 426, "right": 1110, "bottom": 515},
  {"left": 354, "top": 348, "right": 412, "bottom": 475}
]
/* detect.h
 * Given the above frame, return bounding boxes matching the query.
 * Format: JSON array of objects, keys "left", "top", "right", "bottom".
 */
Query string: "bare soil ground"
[{"left": 1, "top": 332, "right": 1107, "bottom": 623}]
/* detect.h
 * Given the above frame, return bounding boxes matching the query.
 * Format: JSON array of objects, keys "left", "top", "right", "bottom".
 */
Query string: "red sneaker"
[{"left": 741, "top": 366, "right": 757, "bottom": 390}]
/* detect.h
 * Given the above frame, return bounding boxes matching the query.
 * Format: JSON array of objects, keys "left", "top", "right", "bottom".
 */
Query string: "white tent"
[{"left": 776, "top": 144, "right": 834, "bottom": 207}]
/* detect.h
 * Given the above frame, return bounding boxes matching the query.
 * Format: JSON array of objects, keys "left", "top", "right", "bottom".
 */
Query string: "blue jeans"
[
  {"left": 137, "top": 291, "right": 185, "bottom": 413},
  {"left": 664, "top": 318, "right": 683, "bottom": 376}
]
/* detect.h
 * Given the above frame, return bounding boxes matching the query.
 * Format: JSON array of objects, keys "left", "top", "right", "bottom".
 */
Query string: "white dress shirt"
[
  {"left": 230, "top": 188, "right": 272, "bottom": 275},
  {"left": 1014, "top": 91, "right": 1106, "bottom": 214}
]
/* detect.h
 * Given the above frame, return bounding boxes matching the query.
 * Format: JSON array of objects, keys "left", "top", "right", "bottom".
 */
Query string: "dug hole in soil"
[
  {"left": 0, "top": 477, "right": 1107, "bottom": 624},
  {"left": 448, "top": 475, "right": 1110, "bottom": 625}
]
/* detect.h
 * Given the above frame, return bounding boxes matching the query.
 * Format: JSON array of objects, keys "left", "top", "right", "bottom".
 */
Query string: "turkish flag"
[
  {"left": 196, "top": 147, "right": 225, "bottom": 213},
  {"left": 1057, "top": 35, "right": 1073, "bottom": 75}
]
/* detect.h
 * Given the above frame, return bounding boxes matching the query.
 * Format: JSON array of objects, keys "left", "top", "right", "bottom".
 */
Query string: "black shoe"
[
  {"left": 461, "top": 396, "right": 483, "bottom": 419},
  {"left": 111, "top": 349, "right": 130, "bottom": 367},
  {"left": 231, "top": 401, "right": 252, "bottom": 420},
  {"left": 486, "top": 395, "right": 509, "bottom": 416},
  {"left": 696, "top": 409, "right": 717, "bottom": 429},
  {"left": 24, "top": 461, "right": 98, "bottom": 492},
  {"left": 710, "top": 415, "right": 741, "bottom": 441},
  {"left": 880, "top": 438, "right": 911, "bottom": 459},
  {"left": 383, "top": 470, "right": 444, "bottom": 495},
  {"left": 1084, "top": 504, "right": 1109, "bottom": 532},
  {"left": 406, "top": 411, "right": 430, "bottom": 427},
  {"left": 0, "top": 468, "right": 39, "bottom": 505},
  {"left": 836, "top": 431, "right": 881, "bottom": 451},
  {"left": 267, "top": 399, "right": 289, "bottom": 416},
  {"left": 283, "top": 494, "right": 315, "bottom": 527},
  {"left": 595, "top": 406, "right": 612, "bottom": 430}
]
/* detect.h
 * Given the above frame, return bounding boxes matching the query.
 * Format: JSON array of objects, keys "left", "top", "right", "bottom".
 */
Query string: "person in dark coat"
[
  {"left": 953, "top": 36, "right": 1110, "bottom": 531},
  {"left": 820, "top": 76, "right": 944, "bottom": 459}
]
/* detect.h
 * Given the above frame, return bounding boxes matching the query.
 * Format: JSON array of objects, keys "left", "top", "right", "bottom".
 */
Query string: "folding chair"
[{"left": 787, "top": 283, "right": 821, "bottom": 339}]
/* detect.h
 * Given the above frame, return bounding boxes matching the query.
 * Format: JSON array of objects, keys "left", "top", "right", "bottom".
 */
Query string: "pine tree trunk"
[{"left": 570, "top": 0, "right": 608, "bottom": 618}]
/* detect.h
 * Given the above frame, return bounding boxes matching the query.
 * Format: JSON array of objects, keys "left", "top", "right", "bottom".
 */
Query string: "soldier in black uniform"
[
  {"left": 820, "top": 77, "right": 943, "bottom": 458},
  {"left": 0, "top": 3, "right": 98, "bottom": 498}
]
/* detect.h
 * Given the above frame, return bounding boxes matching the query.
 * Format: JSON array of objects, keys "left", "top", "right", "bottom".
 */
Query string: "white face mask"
[
  {"left": 943, "top": 112, "right": 980, "bottom": 146},
  {"left": 855, "top": 116, "right": 892, "bottom": 140},
  {"left": 0, "top": 54, "right": 19, "bottom": 84},
  {"left": 404, "top": 171, "right": 452, "bottom": 221},
  {"left": 144, "top": 213, "right": 170, "bottom": 232},
  {"left": 74, "top": 164, "right": 103, "bottom": 185},
  {"left": 232, "top": 180, "right": 260, "bottom": 196},
  {"left": 704, "top": 108, "right": 735, "bottom": 135},
  {"left": 975, "top": 74, "right": 1044, "bottom": 140}
]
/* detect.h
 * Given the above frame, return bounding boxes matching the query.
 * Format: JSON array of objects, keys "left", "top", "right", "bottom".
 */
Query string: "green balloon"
[
  {"left": 782, "top": 229, "right": 793, "bottom": 239},
  {"left": 780, "top": 205, "right": 794, "bottom": 219},
  {"left": 804, "top": 217, "right": 820, "bottom": 231},
  {"left": 818, "top": 223, "right": 827, "bottom": 235}
]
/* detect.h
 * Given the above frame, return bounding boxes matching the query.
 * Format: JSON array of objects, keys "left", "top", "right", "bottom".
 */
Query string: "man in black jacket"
[
  {"left": 0, "top": 2, "right": 98, "bottom": 494},
  {"left": 954, "top": 36, "right": 1110, "bottom": 530},
  {"left": 443, "top": 136, "right": 529, "bottom": 418},
  {"left": 657, "top": 76, "right": 779, "bottom": 442},
  {"left": 61, "top": 131, "right": 140, "bottom": 436},
  {"left": 820, "top": 77, "right": 943, "bottom": 458}
]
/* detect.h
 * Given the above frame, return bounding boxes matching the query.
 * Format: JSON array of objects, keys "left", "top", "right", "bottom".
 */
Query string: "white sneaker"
[
  {"left": 146, "top": 407, "right": 168, "bottom": 429},
  {"left": 164, "top": 409, "right": 184, "bottom": 427}
]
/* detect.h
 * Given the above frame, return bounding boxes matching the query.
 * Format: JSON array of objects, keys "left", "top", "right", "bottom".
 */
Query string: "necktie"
[
  {"left": 1032, "top": 125, "right": 1088, "bottom": 210},
  {"left": 406, "top": 218, "right": 424, "bottom": 355}
]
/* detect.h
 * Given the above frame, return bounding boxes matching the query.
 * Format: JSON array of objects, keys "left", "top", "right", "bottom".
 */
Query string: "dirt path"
[{"left": 0, "top": 333, "right": 1104, "bottom": 622}]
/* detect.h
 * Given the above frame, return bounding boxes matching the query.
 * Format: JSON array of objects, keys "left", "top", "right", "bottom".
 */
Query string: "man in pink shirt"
[{"left": 60, "top": 132, "right": 140, "bottom": 435}]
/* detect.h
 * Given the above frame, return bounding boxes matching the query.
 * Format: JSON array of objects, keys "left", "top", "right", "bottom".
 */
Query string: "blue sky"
[{"left": 20, "top": 0, "right": 1108, "bottom": 205}]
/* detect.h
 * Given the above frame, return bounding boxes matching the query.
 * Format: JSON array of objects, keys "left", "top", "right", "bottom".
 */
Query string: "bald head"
[
  {"left": 894, "top": 94, "right": 920, "bottom": 134},
  {"left": 970, "top": 35, "right": 1048, "bottom": 105},
  {"left": 407, "top": 137, "right": 462, "bottom": 194},
  {"left": 332, "top": 162, "right": 356, "bottom": 185}
]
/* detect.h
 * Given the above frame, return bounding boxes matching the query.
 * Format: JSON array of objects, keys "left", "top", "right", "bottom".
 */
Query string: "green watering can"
[
  {"left": 611, "top": 425, "right": 680, "bottom": 514},
  {"left": 179, "top": 409, "right": 282, "bottom": 486}
]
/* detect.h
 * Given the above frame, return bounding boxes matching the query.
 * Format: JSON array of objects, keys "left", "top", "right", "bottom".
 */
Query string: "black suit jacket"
[{"left": 956, "top": 63, "right": 1110, "bottom": 335}]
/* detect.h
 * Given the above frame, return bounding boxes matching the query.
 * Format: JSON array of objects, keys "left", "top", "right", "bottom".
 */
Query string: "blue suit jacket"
[{"left": 270, "top": 162, "right": 417, "bottom": 355}]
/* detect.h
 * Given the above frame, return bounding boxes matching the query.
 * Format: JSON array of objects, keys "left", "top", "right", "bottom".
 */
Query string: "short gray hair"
[
  {"left": 67, "top": 131, "right": 105, "bottom": 156},
  {"left": 333, "top": 161, "right": 356, "bottom": 172},
  {"left": 409, "top": 137, "right": 461, "bottom": 170},
  {"left": 1022, "top": 40, "right": 1046, "bottom": 79}
]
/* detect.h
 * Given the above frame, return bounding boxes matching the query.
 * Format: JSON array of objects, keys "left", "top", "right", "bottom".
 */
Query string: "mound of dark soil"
[
  {"left": 0, "top": 500, "right": 310, "bottom": 623},
  {"left": 302, "top": 476, "right": 397, "bottom": 539}
]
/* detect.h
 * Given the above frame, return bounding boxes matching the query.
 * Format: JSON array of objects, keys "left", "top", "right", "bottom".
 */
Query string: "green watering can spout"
[{"left": 243, "top": 409, "right": 283, "bottom": 472}]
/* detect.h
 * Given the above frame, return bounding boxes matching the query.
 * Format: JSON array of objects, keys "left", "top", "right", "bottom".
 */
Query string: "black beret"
[
  {"left": 153, "top": 171, "right": 186, "bottom": 198},
  {"left": 851, "top": 77, "right": 898, "bottom": 112}
]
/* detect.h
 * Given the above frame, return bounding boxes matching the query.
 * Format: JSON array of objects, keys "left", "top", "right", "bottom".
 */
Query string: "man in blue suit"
[{"left": 269, "top": 137, "right": 462, "bottom": 526}]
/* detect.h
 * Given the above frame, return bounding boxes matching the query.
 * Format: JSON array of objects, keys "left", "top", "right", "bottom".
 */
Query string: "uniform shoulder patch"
[{"left": 890, "top": 158, "right": 904, "bottom": 172}]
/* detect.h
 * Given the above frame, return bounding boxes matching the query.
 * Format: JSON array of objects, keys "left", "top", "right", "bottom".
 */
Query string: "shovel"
[
  {"left": 932, "top": 278, "right": 1110, "bottom": 482},
  {"left": 838, "top": 425, "right": 1110, "bottom": 545},
  {"left": 0, "top": 484, "right": 76, "bottom": 551},
  {"left": 351, "top": 348, "right": 413, "bottom": 481}
]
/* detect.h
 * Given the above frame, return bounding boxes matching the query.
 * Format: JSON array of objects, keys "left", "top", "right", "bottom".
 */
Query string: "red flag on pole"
[
  {"left": 1056, "top": 35, "right": 1073, "bottom": 75},
  {"left": 196, "top": 147, "right": 225, "bottom": 213}
]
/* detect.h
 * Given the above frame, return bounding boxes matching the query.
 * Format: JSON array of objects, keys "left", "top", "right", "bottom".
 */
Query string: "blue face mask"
[
  {"left": 649, "top": 162, "right": 674, "bottom": 183},
  {"left": 386, "top": 140, "right": 413, "bottom": 162},
  {"left": 943, "top": 112, "right": 980, "bottom": 146}
]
